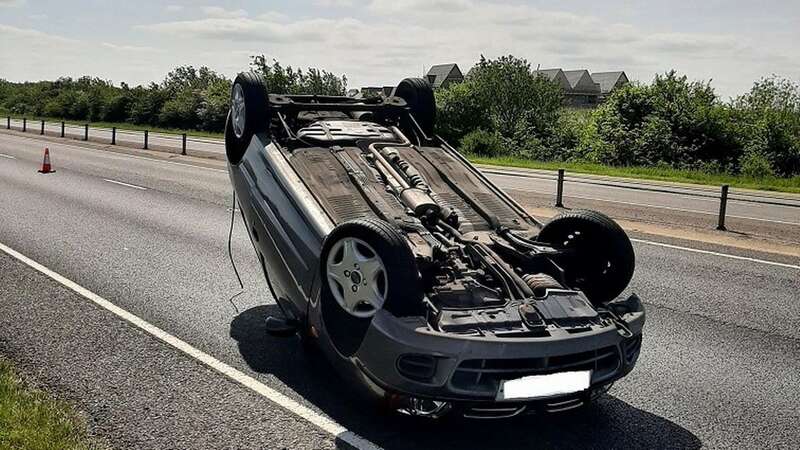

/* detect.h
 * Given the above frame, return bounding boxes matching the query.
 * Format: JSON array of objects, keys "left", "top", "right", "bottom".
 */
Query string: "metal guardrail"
[
  {"left": 5, "top": 115, "right": 798, "bottom": 232},
  {"left": 5, "top": 116, "right": 211, "bottom": 156},
  {"left": 550, "top": 168, "right": 798, "bottom": 231}
]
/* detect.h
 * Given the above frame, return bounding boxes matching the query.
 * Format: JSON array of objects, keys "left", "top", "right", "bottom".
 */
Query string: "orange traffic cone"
[{"left": 38, "top": 148, "right": 55, "bottom": 174}]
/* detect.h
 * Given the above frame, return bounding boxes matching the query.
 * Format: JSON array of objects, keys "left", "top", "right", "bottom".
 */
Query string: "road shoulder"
[{"left": 0, "top": 250, "right": 336, "bottom": 450}]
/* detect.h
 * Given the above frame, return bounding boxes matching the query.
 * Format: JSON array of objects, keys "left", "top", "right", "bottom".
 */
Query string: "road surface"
[{"left": 1, "top": 132, "right": 799, "bottom": 449}]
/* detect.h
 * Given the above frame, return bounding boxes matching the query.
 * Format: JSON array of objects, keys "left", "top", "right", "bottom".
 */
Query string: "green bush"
[
  {"left": 590, "top": 71, "right": 740, "bottom": 169},
  {"left": 460, "top": 129, "right": 505, "bottom": 157},
  {"left": 739, "top": 150, "right": 775, "bottom": 178},
  {"left": 435, "top": 81, "right": 487, "bottom": 144}
]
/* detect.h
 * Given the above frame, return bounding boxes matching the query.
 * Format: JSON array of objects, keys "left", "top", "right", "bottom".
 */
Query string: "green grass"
[
  {"left": 1, "top": 112, "right": 223, "bottom": 139},
  {"left": 0, "top": 359, "right": 98, "bottom": 450},
  {"left": 469, "top": 155, "right": 800, "bottom": 194}
]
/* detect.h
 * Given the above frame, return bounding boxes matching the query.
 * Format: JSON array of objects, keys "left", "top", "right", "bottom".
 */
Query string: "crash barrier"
[
  {"left": 549, "top": 168, "right": 799, "bottom": 231},
  {"left": 6, "top": 116, "right": 799, "bottom": 231},
  {"left": 4, "top": 116, "right": 226, "bottom": 156}
]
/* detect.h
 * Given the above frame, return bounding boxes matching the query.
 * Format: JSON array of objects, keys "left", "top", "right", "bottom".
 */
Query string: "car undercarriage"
[{"left": 225, "top": 74, "right": 645, "bottom": 418}]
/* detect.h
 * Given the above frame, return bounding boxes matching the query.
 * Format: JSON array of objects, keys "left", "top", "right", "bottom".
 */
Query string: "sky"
[{"left": 0, "top": 0, "right": 798, "bottom": 99}]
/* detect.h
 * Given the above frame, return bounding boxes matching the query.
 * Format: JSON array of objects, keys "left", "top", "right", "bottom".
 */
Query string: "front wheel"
[{"left": 319, "top": 219, "right": 422, "bottom": 357}]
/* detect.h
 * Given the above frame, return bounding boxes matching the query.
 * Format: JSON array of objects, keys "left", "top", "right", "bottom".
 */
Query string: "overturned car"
[{"left": 225, "top": 72, "right": 645, "bottom": 419}]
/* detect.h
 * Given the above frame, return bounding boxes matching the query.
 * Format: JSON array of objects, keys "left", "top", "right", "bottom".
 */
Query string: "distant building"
[
  {"left": 591, "top": 71, "right": 629, "bottom": 99},
  {"left": 562, "top": 70, "right": 602, "bottom": 106},
  {"left": 533, "top": 68, "right": 572, "bottom": 91},
  {"left": 425, "top": 63, "right": 464, "bottom": 89},
  {"left": 535, "top": 68, "right": 629, "bottom": 106}
]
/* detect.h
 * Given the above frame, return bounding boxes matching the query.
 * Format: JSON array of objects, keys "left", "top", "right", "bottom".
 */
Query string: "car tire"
[
  {"left": 393, "top": 77, "right": 436, "bottom": 137},
  {"left": 225, "top": 71, "right": 270, "bottom": 165},
  {"left": 538, "top": 210, "right": 635, "bottom": 305},
  {"left": 319, "top": 218, "right": 422, "bottom": 357}
]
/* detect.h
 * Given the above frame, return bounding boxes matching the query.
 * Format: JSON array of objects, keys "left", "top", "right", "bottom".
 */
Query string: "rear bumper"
[{"left": 351, "top": 296, "right": 645, "bottom": 411}]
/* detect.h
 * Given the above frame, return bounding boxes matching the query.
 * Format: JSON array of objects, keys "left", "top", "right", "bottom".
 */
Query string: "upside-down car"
[{"left": 225, "top": 72, "right": 645, "bottom": 419}]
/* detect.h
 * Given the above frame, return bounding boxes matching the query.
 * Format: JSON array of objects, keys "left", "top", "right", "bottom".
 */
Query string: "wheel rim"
[
  {"left": 326, "top": 237, "right": 388, "bottom": 318},
  {"left": 554, "top": 228, "right": 613, "bottom": 281},
  {"left": 231, "top": 84, "right": 246, "bottom": 138}
]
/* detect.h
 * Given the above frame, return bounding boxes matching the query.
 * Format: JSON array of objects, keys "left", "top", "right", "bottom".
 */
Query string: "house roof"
[
  {"left": 426, "top": 63, "right": 462, "bottom": 88},
  {"left": 591, "top": 71, "right": 627, "bottom": 94},
  {"left": 534, "top": 68, "right": 571, "bottom": 90},
  {"left": 562, "top": 69, "right": 600, "bottom": 93},
  {"left": 562, "top": 70, "right": 590, "bottom": 89},
  {"left": 534, "top": 68, "right": 563, "bottom": 81}
]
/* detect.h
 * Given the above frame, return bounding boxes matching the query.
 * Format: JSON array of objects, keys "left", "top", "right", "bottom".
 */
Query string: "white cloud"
[
  {"left": 0, "top": 0, "right": 25, "bottom": 7},
  {"left": 200, "top": 6, "right": 248, "bottom": 19},
  {"left": 315, "top": 0, "right": 354, "bottom": 7},
  {"left": 1, "top": 1, "right": 796, "bottom": 98},
  {"left": 101, "top": 42, "right": 164, "bottom": 53}
]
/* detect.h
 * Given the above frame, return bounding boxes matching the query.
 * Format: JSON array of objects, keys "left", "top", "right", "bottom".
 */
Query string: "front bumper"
[{"left": 351, "top": 296, "right": 645, "bottom": 413}]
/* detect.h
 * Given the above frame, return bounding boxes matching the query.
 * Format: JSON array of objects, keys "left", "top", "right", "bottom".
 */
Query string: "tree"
[
  {"left": 732, "top": 76, "right": 800, "bottom": 176},
  {"left": 250, "top": 55, "right": 347, "bottom": 95},
  {"left": 467, "top": 55, "right": 563, "bottom": 139}
]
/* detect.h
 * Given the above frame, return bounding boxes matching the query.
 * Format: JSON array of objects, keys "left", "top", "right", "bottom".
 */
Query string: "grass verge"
[
  {"left": 0, "top": 358, "right": 98, "bottom": 450},
  {"left": 469, "top": 155, "right": 800, "bottom": 194}
]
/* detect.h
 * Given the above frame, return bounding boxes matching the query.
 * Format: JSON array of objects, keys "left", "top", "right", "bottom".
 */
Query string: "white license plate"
[{"left": 496, "top": 370, "right": 592, "bottom": 401}]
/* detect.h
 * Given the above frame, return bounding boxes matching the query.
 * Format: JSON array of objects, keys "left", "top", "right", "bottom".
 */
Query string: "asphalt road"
[{"left": 1, "top": 133, "right": 799, "bottom": 449}]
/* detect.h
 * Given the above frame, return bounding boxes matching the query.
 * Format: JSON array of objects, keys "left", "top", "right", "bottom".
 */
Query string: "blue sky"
[{"left": 1, "top": 0, "right": 798, "bottom": 98}]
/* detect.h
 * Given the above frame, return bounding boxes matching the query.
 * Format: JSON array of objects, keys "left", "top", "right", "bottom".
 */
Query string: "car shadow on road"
[{"left": 231, "top": 305, "right": 701, "bottom": 450}]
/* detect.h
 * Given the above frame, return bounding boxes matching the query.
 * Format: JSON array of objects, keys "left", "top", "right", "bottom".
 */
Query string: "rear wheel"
[
  {"left": 320, "top": 219, "right": 422, "bottom": 357},
  {"left": 393, "top": 78, "right": 436, "bottom": 137},
  {"left": 225, "top": 72, "right": 270, "bottom": 164},
  {"left": 538, "top": 210, "right": 634, "bottom": 305}
]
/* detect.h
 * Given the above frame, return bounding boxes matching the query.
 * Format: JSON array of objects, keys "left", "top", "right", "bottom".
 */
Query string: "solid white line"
[
  {"left": 0, "top": 240, "right": 381, "bottom": 450},
  {"left": 103, "top": 179, "right": 148, "bottom": 190},
  {"left": 0, "top": 153, "right": 16, "bottom": 159},
  {"left": 631, "top": 238, "right": 800, "bottom": 270}
]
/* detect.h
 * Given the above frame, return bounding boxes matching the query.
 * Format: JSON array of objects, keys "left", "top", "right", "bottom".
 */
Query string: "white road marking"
[
  {"left": 0, "top": 153, "right": 16, "bottom": 159},
  {"left": 631, "top": 238, "right": 800, "bottom": 270},
  {"left": 0, "top": 241, "right": 382, "bottom": 450},
  {"left": 103, "top": 179, "right": 148, "bottom": 190}
]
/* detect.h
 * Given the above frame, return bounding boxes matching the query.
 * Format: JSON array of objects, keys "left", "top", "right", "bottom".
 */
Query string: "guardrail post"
[
  {"left": 111, "top": 127, "right": 116, "bottom": 145},
  {"left": 555, "top": 169, "right": 565, "bottom": 207},
  {"left": 60, "top": 121, "right": 65, "bottom": 137},
  {"left": 144, "top": 130, "right": 149, "bottom": 149},
  {"left": 22, "top": 118, "right": 26, "bottom": 132},
  {"left": 181, "top": 133, "right": 187, "bottom": 155},
  {"left": 6, "top": 116, "right": 9, "bottom": 129},
  {"left": 716, "top": 184, "right": 729, "bottom": 231},
  {"left": 83, "top": 124, "right": 89, "bottom": 141},
  {"left": 40, "top": 120, "right": 45, "bottom": 135}
]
